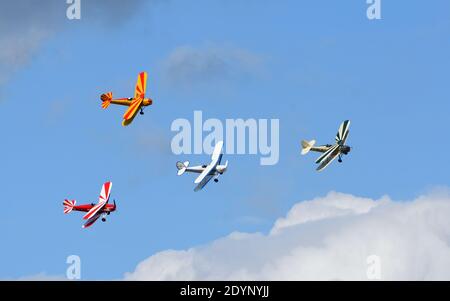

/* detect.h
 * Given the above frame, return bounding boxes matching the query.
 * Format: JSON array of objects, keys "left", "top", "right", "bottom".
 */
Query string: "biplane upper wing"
[
  {"left": 134, "top": 71, "right": 147, "bottom": 99},
  {"left": 335, "top": 120, "right": 351, "bottom": 145},
  {"left": 316, "top": 145, "right": 341, "bottom": 171},
  {"left": 98, "top": 181, "right": 112, "bottom": 203},
  {"left": 210, "top": 141, "right": 223, "bottom": 164},
  {"left": 82, "top": 182, "right": 111, "bottom": 220},
  {"left": 82, "top": 212, "right": 102, "bottom": 228},
  {"left": 193, "top": 141, "right": 223, "bottom": 191}
]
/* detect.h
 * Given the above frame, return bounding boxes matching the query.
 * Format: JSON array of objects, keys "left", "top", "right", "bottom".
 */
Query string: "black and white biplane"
[{"left": 301, "top": 120, "right": 351, "bottom": 171}]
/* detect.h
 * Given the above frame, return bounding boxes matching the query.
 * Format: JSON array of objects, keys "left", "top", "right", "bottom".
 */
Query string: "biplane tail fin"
[
  {"left": 100, "top": 92, "right": 113, "bottom": 109},
  {"left": 176, "top": 161, "right": 190, "bottom": 176},
  {"left": 63, "top": 199, "right": 76, "bottom": 214},
  {"left": 301, "top": 139, "right": 316, "bottom": 155}
]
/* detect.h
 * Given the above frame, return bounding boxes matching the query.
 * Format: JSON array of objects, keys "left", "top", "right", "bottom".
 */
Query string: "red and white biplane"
[{"left": 63, "top": 181, "right": 116, "bottom": 229}]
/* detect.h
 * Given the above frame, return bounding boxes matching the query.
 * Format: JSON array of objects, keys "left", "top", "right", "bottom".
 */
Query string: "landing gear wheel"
[
  {"left": 338, "top": 158, "right": 342, "bottom": 163},
  {"left": 102, "top": 218, "right": 106, "bottom": 222},
  {"left": 214, "top": 179, "right": 219, "bottom": 183},
  {"left": 140, "top": 109, "right": 144, "bottom": 115}
]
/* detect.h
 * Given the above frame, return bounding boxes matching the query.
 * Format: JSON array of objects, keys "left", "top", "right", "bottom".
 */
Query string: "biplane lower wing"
[
  {"left": 82, "top": 212, "right": 102, "bottom": 229},
  {"left": 194, "top": 174, "right": 214, "bottom": 192},
  {"left": 316, "top": 145, "right": 340, "bottom": 171}
]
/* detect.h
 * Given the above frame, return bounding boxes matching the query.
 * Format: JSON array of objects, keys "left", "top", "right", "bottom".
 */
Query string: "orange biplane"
[{"left": 100, "top": 72, "right": 153, "bottom": 126}]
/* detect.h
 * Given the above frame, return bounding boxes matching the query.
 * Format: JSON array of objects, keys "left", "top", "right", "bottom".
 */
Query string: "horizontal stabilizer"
[
  {"left": 100, "top": 92, "right": 113, "bottom": 109},
  {"left": 301, "top": 139, "right": 316, "bottom": 155},
  {"left": 63, "top": 199, "right": 76, "bottom": 214},
  {"left": 176, "top": 161, "right": 190, "bottom": 176}
]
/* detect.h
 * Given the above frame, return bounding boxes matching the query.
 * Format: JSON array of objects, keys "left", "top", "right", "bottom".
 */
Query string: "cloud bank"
[{"left": 125, "top": 190, "right": 450, "bottom": 280}]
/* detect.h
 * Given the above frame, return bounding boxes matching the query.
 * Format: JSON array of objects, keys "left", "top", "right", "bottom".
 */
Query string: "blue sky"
[{"left": 0, "top": 0, "right": 449, "bottom": 279}]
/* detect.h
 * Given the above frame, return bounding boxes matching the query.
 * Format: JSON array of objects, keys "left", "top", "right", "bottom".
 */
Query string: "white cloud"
[
  {"left": 271, "top": 192, "right": 389, "bottom": 234},
  {"left": 0, "top": 28, "right": 49, "bottom": 72},
  {"left": 0, "top": 0, "right": 148, "bottom": 87},
  {"left": 125, "top": 190, "right": 450, "bottom": 280},
  {"left": 161, "top": 44, "right": 264, "bottom": 87}
]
